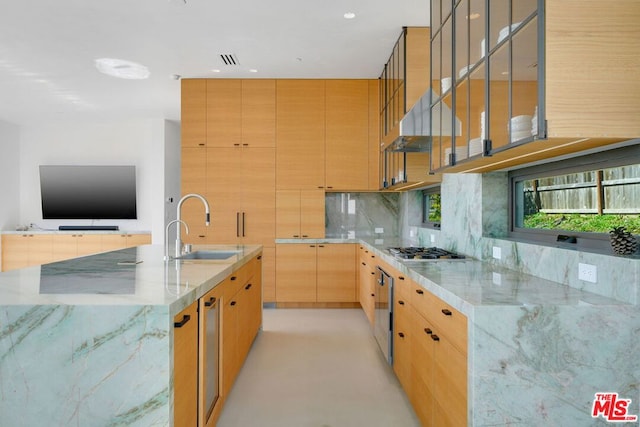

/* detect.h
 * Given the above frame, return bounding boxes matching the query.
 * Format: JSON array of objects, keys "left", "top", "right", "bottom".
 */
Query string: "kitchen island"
[{"left": 0, "top": 244, "right": 262, "bottom": 427}]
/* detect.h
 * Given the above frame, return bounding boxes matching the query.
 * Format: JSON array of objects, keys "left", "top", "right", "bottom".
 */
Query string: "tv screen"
[{"left": 40, "top": 165, "right": 137, "bottom": 220}]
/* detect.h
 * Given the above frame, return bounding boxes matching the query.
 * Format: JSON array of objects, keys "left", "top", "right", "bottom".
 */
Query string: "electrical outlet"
[
  {"left": 578, "top": 263, "right": 597, "bottom": 283},
  {"left": 430, "top": 234, "right": 436, "bottom": 243},
  {"left": 375, "top": 227, "right": 384, "bottom": 234},
  {"left": 492, "top": 246, "right": 502, "bottom": 260},
  {"left": 492, "top": 272, "right": 502, "bottom": 285}
]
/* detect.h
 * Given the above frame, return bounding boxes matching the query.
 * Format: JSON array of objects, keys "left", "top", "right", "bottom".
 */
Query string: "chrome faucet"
[
  {"left": 165, "top": 219, "right": 189, "bottom": 261},
  {"left": 175, "top": 193, "right": 210, "bottom": 258}
]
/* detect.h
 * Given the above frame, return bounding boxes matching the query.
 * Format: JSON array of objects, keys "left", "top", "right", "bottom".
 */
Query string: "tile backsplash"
[
  {"left": 400, "top": 173, "right": 639, "bottom": 304},
  {"left": 325, "top": 192, "right": 399, "bottom": 238}
]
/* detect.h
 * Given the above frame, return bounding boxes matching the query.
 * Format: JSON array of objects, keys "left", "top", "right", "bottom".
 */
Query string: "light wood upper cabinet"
[
  {"left": 276, "top": 80, "right": 326, "bottom": 190},
  {"left": 325, "top": 80, "right": 370, "bottom": 191},
  {"left": 241, "top": 79, "right": 276, "bottom": 146},
  {"left": 276, "top": 190, "right": 324, "bottom": 239},
  {"left": 433, "top": 0, "right": 640, "bottom": 173},
  {"left": 181, "top": 79, "right": 207, "bottom": 148},
  {"left": 207, "top": 79, "right": 242, "bottom": 147}
]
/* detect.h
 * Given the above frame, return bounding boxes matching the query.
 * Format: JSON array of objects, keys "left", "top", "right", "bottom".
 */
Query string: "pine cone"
[{"left": 609, "top": 226, "right": 639, "bottom": 255}]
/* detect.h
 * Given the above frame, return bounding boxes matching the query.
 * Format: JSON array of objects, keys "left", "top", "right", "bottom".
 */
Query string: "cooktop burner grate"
[{"left": 387, "top": 246, "right": 466, "bottom": 260}]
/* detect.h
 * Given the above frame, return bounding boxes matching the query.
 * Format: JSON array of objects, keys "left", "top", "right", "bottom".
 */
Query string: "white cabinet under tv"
[{"left": 0, "top": 231, "right": 151, "bottom": 272}]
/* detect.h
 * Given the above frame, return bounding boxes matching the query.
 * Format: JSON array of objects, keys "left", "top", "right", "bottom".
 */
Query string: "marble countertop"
[
  {"left": 0, "top": 244, "right": 262, "bottom": 314},
  {"left": 276, "top": 237, "right": 629, "bottom": 315}
]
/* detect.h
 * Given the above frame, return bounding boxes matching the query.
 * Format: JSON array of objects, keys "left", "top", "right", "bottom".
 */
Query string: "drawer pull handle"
[
  {"left": 398, "top": 300, "right": 405, "bottom": 305},
  {"left": 398, "top": 332, "right": 405, "bottom": 338},
  {"left": 230, "top": 276, "right": 237, "bottom": 281},
  {"left": 245, "top": 283, "right": 252, "bottom": 290},
  {"left": 431, "top": 334, "right": 440, "bottom": 342},
  {"left": 424, "top": 328, "right": 432, "bottom": 335},
  {"left": 371, "top": 293, "right": 375, "bottom": 297},
  {"left": 174, "top": 315, "right": 191, "bottom": 328},
  {"left": 416, "top": 289, "right": 424, "bottom": 295},
  {"left": 442, "top": 309, "right": 452, "bottom": 316},
  {"left": 230, "top": 301, "right": 237, "bottom": 306},
  {"left": 398, "top": 276, "right": 405, "bottom": 280},
  {"left": 204, "top": 297, "right": 217, "bottom": 307},
  {"left": 257, "top": 255, "right": 262, "bottom": 260},
  {"left": 361, "top": 262, "right": 366, "bottom": 266}
]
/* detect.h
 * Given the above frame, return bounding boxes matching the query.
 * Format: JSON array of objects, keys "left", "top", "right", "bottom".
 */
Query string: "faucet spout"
[{"left": 175, "top": 193, "right": 211, "bottom": 258}]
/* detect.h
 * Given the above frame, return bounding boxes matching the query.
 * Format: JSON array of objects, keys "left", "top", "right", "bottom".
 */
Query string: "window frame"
[
  {"left": 422, "top": 186, "right": 442, "bottom": 229},
  {"left": 508, "top": 143, "right": 640, "bottom": 252}
]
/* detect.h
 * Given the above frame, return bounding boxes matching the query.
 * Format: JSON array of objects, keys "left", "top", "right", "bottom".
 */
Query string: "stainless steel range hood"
[{"left": 387, "top": 89, "right": 461, "bottom": 152}]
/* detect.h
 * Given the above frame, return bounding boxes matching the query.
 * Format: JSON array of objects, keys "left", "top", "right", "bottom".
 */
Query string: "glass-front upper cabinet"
[{"left": 430, "top": 0, "right": 541, "bottom": 171}]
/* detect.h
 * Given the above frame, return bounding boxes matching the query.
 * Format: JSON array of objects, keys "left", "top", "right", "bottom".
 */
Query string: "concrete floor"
[{"left": 217, "top": 308, "right": 420, "bottom": 427}]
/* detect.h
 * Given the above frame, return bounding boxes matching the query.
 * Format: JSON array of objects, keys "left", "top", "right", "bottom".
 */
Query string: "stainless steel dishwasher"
[
  {"left": 374, "top": 266, "right": 393, "bottom": 364},
  {"left": 202, "top": 294, "right": 220, "bottom": 423}
]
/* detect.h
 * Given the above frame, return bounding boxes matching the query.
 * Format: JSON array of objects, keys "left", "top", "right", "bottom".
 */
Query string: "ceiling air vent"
[{"left": 219, "top": 54, "right": 239, "bottom": 66}]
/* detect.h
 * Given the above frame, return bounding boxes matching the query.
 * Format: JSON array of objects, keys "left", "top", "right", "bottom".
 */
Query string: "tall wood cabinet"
[
  {"left": 181, "top": 79, "right": 277, "bottom": 302},
  {"left": 276, "top": 80, "right": 326, "bottom": 190}
]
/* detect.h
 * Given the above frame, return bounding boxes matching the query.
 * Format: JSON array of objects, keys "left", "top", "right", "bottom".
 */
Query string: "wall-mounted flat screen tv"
[{"left": 40, "top": 165, "right": 137, "bottom": 219}]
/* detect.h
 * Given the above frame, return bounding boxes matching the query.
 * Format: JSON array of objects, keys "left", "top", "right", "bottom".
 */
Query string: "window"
[
  {"left": 422, "top": 187, "right": 442, "bottom": 229},
  {"left": 509, "top": 143, "right": 640, "bottom": 251}
]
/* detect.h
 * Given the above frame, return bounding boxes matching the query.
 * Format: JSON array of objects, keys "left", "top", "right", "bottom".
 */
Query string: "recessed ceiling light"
[
  {"left": 95, "top": 58, "right": 150, "bottom": 80},
  {"left": 467, "top": 13, "right": 481, "bottom": 20},
  {"left": 211, "top": 69, "right": 221, "bottom": 73},
  {"left": 344, "top": 12, "right": 356, "bottom": 19},
  {"left": 249, "top": 69, "right": 258, "bottom": 73}
]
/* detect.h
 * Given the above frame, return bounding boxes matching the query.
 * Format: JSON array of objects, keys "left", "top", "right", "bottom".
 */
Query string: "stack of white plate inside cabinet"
[{"left": 510, "top": 115, "right": 532, "bottom": 142}]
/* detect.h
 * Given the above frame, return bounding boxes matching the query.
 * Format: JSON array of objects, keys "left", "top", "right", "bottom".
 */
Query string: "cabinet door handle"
[
  {"left": 236, "top": 212, "right": 241, "bottom": 237},
  {"left": 431, "top": 334, "right": 440, "bottom": 342},
  {"left": 424, "top": 328, "right": 432, "bottom": 335},
  {"left": 242, "top": 212, "right": 246, "bottom": 237},
  {"left": 371, "top": 293, "right": 375, "bottom": 297},
  {"left": 302, "top": 234, "right": 309, "bottom": 238},
  {"left": 370, "top": 272, "right": 375, "bottom": 275},
  {"left": 318, "top": 244, "right": 324, "bottom": 248},
  {"left": 441, "top": 309, "right": 453, "bottom": 316},
  {"left": 257, "top": 255, "right": 262, "bottom": 260},
  {"left": 204, "top": 296, "right": 216, "bottom": 307},
  {"left": 293, "top": 234, "right": 300, "bottom": 238},
  {"left": 398, "top": 332, "right": 405, "bottom": 338},
  {"left": 230, "top": 276, "right": 237, "bottom": 281},
  {"left": 198, "top": 143, "right": 205, "bottom": 147},
  {"left": 398, "top": 276, "right": 405, "bottom": 280},
  {"left": 398, "top": 300, "right": 405, "bottom": 305},
  {"left": 415, "top": 289, "right": 424, "bottom": 295},
  {"left": 361, "top": 262, "right": 366, "bottom": 266},
  {"left": 174, "top": 314, "right": 191, "bottom": 328},
  {"left": 230, "top": 301, "right": 237, "bottom": 306},
  {"left": 245, "top": 283, "right": 252, "bottom": 290}
]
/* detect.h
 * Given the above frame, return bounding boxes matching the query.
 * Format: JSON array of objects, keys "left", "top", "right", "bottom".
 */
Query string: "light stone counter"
[{"left": 0, "top": 244, "right": 261, "bottom": 427}]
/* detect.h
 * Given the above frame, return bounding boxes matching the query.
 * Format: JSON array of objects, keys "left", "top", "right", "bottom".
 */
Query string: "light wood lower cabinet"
[
  {"left": 175, "top": 253, "right": 263, "bottom": 427},
  {"left": 173, "top": 301, "right": 199, "bottom": 427},
  {"left": 357, "top": 246, "right": 376, "bottom": 327},
  {"left": 360, "top": 257, "right": 468, "bottom": 427},
  {"left": 1, "top": 233, "right": 151, "bottom": 271},
  {"left": 275, "top": 243, "right": 356, "bottom": 303}
]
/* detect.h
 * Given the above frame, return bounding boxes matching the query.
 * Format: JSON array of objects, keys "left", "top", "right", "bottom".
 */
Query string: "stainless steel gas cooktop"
[{"left": 387, "top": 246, "right": 466, "bottom": 261}]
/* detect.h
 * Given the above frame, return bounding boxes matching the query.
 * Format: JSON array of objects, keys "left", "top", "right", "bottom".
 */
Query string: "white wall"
[
  {"left": 0, "top": 120, "right": 20, "bottom": 230},
  {"left": 18, "top": 119, "right": 174, "bottom": 238}
]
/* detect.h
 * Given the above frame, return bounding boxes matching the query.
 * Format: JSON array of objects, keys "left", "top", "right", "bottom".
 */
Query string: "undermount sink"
[{"left": 177, "top": 250, "right": 240, "bottom": 260}]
